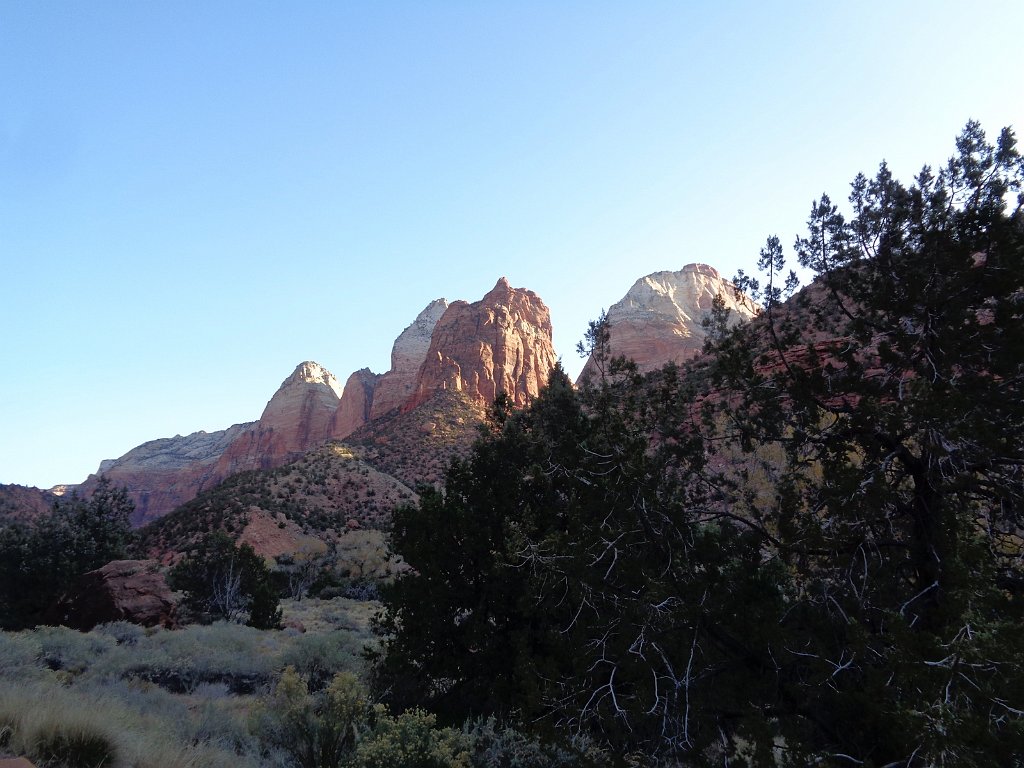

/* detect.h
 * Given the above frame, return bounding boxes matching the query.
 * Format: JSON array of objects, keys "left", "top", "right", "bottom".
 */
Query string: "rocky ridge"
[
  {"left": 79, "top": 423, "right": 255, "bottom": 527},
  {"left": 368, "top": 299, "right": 450, "bottom": 421},
  {"left": 23, "top": 267, "right": 752, "bottom": 531},
  {"left": 0, "top": 484, "right": 56, "bottom": 524}
]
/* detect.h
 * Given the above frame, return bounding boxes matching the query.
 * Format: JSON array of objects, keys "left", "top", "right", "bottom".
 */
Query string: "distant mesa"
[{"left": 577, "top": 263, "right": 758, "bottom": 383}]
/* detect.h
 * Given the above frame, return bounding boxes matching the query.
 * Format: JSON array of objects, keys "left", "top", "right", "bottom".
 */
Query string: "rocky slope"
[
  {"left": 0, "top": 483, "right": 56, "bottom": 524},
  {"left": 344, "top": 389, "right": 484, "bottom": 490},
  {"left": 578, "top": 263, "right": 758, "bottom": 382},
  {"left": 137, "top": 442, "right": 417, "bottom": 562},
  {"left": 407, "top": 278, "right": 558, "bottom": 411}
]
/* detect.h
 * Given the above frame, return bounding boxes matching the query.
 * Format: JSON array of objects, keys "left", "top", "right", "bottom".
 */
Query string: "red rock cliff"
[{"left": 406, "top": 278, "right": 558, "bottom": 411}]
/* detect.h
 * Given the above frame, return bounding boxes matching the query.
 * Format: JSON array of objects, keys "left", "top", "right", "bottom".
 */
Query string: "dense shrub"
[
  {"left": 260, "top": 666, "right": 370, "bottom": 768},
  {"left": 354, "top": 708, "right": 471, "bottom": 768}
]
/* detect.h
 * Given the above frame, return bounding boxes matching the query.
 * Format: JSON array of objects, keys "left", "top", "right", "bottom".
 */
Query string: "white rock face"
[
  {"left": 96, "top": 423, "right": 256, "bottom": 474},
  {"left": 261, "top": 361, "right": 344, "bottom": 423},
  {"left": 369, "top": 299, "right": 449, "bottom": 419},
  {"left": 578, "top": 263, "right": 758, "bottom": 382}
]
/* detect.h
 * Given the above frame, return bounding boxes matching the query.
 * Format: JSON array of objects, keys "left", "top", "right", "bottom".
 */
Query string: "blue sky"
[{"left": 2, "top": 1, "right": 1022, "bottom": 489}]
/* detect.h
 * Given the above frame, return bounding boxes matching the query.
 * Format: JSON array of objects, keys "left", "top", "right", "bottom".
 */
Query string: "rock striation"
[
  {"left": 369, "top": 299, "right": 449, "bottom": 420},
  {"left": 407, "top": 278, "right": 558, "bottom": 411},
  {"left": 578, "top": 263, "right": 758, "bottom": 382},
  {"left": 81, "top": 423, "right": 255, "bottom": 527},
  {"left": 331, "top": 368, "right": 381, "bottom": 439},
  {"left": 212, "top": 361, "right": 343, "bottom": 480}
]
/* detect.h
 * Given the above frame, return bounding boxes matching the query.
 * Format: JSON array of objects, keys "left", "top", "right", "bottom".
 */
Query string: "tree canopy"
[{"left": 375, "top": 122, "right": 1024, "bottom": 766}]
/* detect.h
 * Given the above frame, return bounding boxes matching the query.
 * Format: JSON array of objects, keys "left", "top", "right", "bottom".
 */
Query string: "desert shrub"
[
  {"left": 33, "top": 624, "right": 117, "bottom": 675},
  {"left": 0, "top": 631, "right": 43, "bottom": 678},
  {"left": 31, "top": 725, "right": 118, "bottom": 768},
  {"left": 0, "top": 681, "right": 120, "bottom": 767},
  {"left": 259, "top": 666, "right": 370, "bottom": 768},
  {"left": 354, "top": 708, "right": 471, "bottom": 768},
  {"left": 307, "top": 568, "right": 344, "bottom": 599},
  {"left": 461, "top": 718, "right": 612, "bottom": 768},
  {"left": 342, "top": 578, "right": 380, "bottom": 602},
  {"left": 278, "top": 595, "right": 378, "bottom": 636},
  {"left": 0, "top": 677, "right": 265, "bottom": 768},
  {"left": 190, "top": 694, "right": 264, "bottom": 758},
  {"left": 95, "top": 620, "right": 145, "bottom": 647},
  {"left": 280, "top": 631, "right": 366, "bottom": 690},
  {"left": 116, "top": 623, "right": 280, "bottom": 693}
]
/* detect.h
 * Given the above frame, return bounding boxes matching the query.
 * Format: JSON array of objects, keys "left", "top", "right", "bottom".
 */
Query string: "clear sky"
[{"left": 2, "top": 1, "right": 1022, "bottom": 489}]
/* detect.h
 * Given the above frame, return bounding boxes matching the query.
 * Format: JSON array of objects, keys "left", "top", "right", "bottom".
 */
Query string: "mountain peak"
[
  {"left": 407, "top": 279, "right": 557, "bottom": 411},
  {"left": 578, "top": 263, "right": 758, "bottom": 382},
  {"left": 279, "top": 361, "right": 344, "bottom": 399}
]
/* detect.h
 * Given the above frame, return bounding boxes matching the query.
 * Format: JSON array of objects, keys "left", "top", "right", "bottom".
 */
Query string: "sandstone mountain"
[
  {"left": 331, "top": 368, "right": 380, "bottom": 439},
  {"left": 578, "top": 263, "right": 758, "bottom": 383},
  {"left": 212, "top": 361, "right": 343, "bottom": 480},
  {"left": 328, "top": 299, "right": 449, "bottom": 439},
  {"left": 407, "top": 277, "right": 558, "bottom": 411},
  {"left": 57, "top": 270, "right": 737, "bottom": 533}
]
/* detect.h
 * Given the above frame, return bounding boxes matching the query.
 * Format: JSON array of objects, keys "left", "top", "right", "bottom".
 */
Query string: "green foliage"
[
  {"left": 0, "top": 476, "right": 134, "bottom": 629},
  {"left": 377, "top": 123, "right": 1024, "bottom": 765},
  {"left": 375, "top": 362, "right": 785, "bottom": 756},
  {"left": 461, "top": 717, "right": 607, "bottom": 768},
  {"left": 261, "top": 666, "right": 370, "bottom": 768},
  {"left": 169, "top": 531, "right": 282, "bottom": 628},
  {"left": 280, "top": 630, "right": 368, "bottom": 690},
  {"left": 702, "top": 120, "right": 1024, "bottom": 765},
  {"left": 354, "top": 708, "right": 471, "bottom": 768}
]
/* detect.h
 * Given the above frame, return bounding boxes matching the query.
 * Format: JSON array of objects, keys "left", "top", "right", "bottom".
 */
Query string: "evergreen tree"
[
  {"left": 376, "top": 122, "right": 1024, "bottom": 765},
  {"left": 169, "top": 531, "right": 282, "bottom": 628},
  {"left": 701, "top": 120, "right": 1024, "bottom": 765},
  {"left": 0, "top": 476, "right": 135, "bottom": 629}
]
